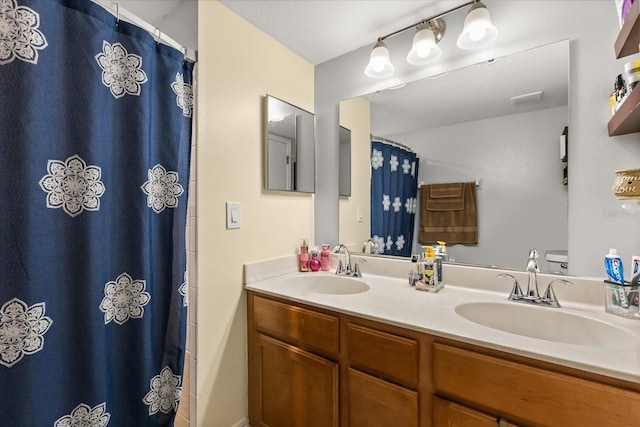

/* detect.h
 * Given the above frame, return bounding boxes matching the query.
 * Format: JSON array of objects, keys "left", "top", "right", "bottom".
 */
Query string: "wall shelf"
[
  {"left": 615, "top": 0, "right": 639, "bottom": 59},
  {"left": 609, "top": 1, "right": 640, "bottom": 136},
  {"left": 608, "top": 86, "right": 640, "bottom": 136}
]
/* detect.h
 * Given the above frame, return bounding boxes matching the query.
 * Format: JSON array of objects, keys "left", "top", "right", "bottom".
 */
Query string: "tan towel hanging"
[{"left": 419, "top": 182, "right": 477, "bottom": 244}]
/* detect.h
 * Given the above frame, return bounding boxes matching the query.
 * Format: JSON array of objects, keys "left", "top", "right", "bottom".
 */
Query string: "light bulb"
[
  {"left": 457, "top": 2, "right": 498, "bottom": 49},
  {"left": 407, "top": 24, "right": 441, "bottom": 65},
  {"left": 469, "top": 26, "right": 486, "bottom": 41},
  {"left": 364, "top": 41, "right": 394, "bottom": 78},
  {"left": 415, "top": 40, "right": 431, "bottom": 58},
  {"left": 372, "top": 60, "right": 385, "bottom": 73}
]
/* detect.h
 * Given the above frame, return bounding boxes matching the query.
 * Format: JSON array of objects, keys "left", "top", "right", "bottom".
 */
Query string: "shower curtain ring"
[
  {"left": 115, "top": 2, "right": 119, "bottom": 27},
  {"left": 155, "top": 29, "right": 162, "bottom": 45}
]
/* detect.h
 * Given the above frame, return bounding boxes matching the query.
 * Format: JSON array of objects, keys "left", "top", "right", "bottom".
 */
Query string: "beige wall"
[
  {"left": 339, "top": 97, "right": 371, "bottom": 250},
  {"left": 196, "top": 2, "right": 315, "bottom": 425}
]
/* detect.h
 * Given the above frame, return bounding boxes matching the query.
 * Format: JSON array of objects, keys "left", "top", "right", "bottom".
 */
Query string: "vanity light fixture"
[
  {"left": 407, "top": 20, "right": 444, "bottom": 65},
  {"left": 364, "top": 0, "right": 498, "bottom": 78},
  {"left": 364, "top": 40, "right": 395, "bottom": 78},
  {"left": 456, "top": 1, "right": 499, "bottom": 49}
]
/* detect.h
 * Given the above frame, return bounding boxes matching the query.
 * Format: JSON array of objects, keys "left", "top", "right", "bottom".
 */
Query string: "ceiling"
[
  {"left": 112, "top": 1, "right": 568, "bottom": 135},
  {"left": 116, "top": 0, "right": 460, "bottom": 66},
  {"left": 219, "top": 0, "right": 451, "bottom": 65}
]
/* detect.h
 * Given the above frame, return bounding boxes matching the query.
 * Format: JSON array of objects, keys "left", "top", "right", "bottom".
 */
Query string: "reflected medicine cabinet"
[{"left": 264, "top": 95, "right": 316, "bottom": 193}]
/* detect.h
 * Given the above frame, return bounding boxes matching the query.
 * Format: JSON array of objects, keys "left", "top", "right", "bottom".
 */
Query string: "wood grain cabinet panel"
[
  {"left": 347, "top": 368, "right": 419, "bottom": 427},
  {"left": 433, "top": 343, "right": 640, "bottom": 427},
  {"left": 256, "top": 334, "right": 339, "bottom": 427},
  {"left": 253, "top": 295, "right": 339, "bottom": 355},
  {"left": 347, "top": 322, "right": 419, "bottom": 385},
  {"left": 433, "top": 396, "right": 520, "bottom": 427}
]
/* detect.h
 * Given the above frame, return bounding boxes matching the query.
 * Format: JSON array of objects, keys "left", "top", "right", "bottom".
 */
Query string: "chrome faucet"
[
  {"left": 498, "top": 248, "right": 572, "bottom": 307},
  {"left": 333, "top": 244, "right": 352, "bottom": 276},
  {"left": 525, "top": 248, "right": 541, "bottom": 299},
  {"left": 362, "top": 238, "right": 375, "bottom": 254},
  {"left": 333, "top": 244, "right": 366, "bottom": 277}
]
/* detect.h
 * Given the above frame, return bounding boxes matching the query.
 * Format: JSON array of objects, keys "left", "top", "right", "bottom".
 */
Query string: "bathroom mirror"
[
  {"left": 339, "top": 40, "right": 569, "bottom": 273},
  {"left": 265, "top": 95, "right": 315, "bottom": 193},
  {"left": 339, "top": 126, "right": 351, "bottom": 197}
]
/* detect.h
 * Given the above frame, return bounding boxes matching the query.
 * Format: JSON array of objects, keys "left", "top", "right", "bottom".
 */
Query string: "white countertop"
[{"left": 244, "top": 255, "right": 640, "bottom": 384}]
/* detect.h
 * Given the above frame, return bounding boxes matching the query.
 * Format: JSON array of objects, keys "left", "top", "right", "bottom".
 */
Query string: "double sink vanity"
[{"left": 245, "top": 254, "right": 640, "bottom": 426}]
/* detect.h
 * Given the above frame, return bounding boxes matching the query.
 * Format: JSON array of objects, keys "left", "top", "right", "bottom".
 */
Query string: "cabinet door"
[
  {"left": 256, "top": 333, "right": 339, "bottom": 427},
  {"left": 433, "top": 397, "right": 520, "bottom": 427},
  {"left": 347, "top": 368, "right": 419, "bottom": 427}
]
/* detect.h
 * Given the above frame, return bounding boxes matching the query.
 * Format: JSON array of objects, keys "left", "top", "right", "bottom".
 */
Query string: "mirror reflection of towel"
[{"left": 419, "top": 182, "right": 477, "bottom": 244}]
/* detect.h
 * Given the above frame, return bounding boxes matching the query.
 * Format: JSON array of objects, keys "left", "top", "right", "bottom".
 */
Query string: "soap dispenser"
[{"left": 299, "top": 239, "right": 309, "bottom": 272}]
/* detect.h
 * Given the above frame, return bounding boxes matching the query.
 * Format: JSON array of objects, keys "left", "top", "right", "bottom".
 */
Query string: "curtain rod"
[
  {"left": 92, "top": 0, "right": 197, "bottom": 62},
  {"left": 371, "top": 134, "right": 415, "bottom": 153}
]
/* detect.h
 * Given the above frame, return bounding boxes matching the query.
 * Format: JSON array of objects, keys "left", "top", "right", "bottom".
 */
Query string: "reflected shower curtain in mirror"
[
  {"left": 370, "top": 141, "right": 420, "bottom": 257},
  {"left": 0, "top": 0, "right": 193, "bottom": 425}
]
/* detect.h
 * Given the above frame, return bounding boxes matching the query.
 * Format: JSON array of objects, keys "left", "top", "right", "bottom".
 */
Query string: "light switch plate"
[{"left": 226, "top": 202, "right": 241, "bottom": 229}]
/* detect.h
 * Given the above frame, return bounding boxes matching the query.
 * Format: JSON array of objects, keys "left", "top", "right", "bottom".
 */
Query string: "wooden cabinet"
[
  {"left": 347, "top": 368, "right": 418, "bottom": 427},
  {"left": 253, "top": 295, "right": 339, "bottom": 356},
  {"left": 345, "top": 323, "right": 421, "bottom": 427},
  {"left": 433, "top": 343, "right": 640, "bottom": 427},
  {"left": 433, "top": 397, "right": 520, "bottom": 427},
  {"left": 249, "top": 295, "right": 340, "bottom": 426},
  {"left": 254, "top": 334, "right": 338, "bottom": 427},
  {"left": 346, "top": 322, "right": 419, "bottom": 386},
  {"left": 608, "top": 0, "right": 640, "bottom": 136},
  {"left": 247, "top": 291, "right": 640, "bottom": 427}
]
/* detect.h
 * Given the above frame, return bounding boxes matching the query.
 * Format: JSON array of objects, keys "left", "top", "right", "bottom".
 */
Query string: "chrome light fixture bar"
[{"left": 364, "top": 0, "right": 498, "bottom": 78}]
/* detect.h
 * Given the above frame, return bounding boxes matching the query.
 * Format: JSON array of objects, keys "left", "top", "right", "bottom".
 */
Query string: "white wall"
[
  {"left": 402, "top": 106, "right": 568, "bottom": 270},
  {"left": 197, "top": 2, "right": 315, "bottom": 426},
  {"left": 317, "top": 1, "right": 640, "bottom": 277},
  {"left": 339, "top": 97, "right": 371, "bottom": 250}
]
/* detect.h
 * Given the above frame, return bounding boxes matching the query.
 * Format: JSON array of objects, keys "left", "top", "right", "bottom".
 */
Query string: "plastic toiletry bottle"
[
  {"left": 299, "top": 239, "right": 309, "bottom": 272},
  {"left": 632, "top": 255, "right": 640, "bottom": 283},
  {"left": 630, "top": 255, "right": 640, "bottom": 313},
  {"left": 605, "top": 248, "right": 624, "bottom": 284},
  {"left": 416, "top": 247, "right": 437, "bottom": 291},
  {"left": 434, "top": 251, "right": 444, "bottom": 288},
  {"left": 309, "top": 250, "right": 321, "bottom": 272},
  {"left": 320, "top": 244, "right": 331, "bottom": 271},
  {"left": 408, "top": 255, "right": 423, "bottom": 286}
]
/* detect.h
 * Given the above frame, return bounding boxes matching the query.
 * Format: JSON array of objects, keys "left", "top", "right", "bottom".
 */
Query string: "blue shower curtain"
[
  {"left": 370, "top": 141, "right": 420, "bottom": 257},
  {"left": 0, "top": 1, "right": 193, "bottom": 425}
]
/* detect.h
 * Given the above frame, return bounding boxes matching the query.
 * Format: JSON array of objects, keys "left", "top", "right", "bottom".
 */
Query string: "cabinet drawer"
[
  {"left": 347, "top": 368, "right": 418, "bottom": 427},
  {"left": 253, "top": 295, "right": 339, "bottom": 355},
  {"left": 433, "top": 396, "right": 520, "bottom": 427},
  {"left": 347, "top": 323, "right": 419, "bottom": 385},
  {"left": 433, "top": 343, "right": 640, "bottom": 427}
]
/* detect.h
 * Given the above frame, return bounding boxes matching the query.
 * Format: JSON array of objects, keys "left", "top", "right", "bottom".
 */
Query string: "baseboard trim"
[{"left": 230, "top": 418, "right": 250, "bottom": 427}]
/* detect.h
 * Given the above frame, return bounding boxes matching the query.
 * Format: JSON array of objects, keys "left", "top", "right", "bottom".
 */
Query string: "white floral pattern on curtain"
[{"left": 0, "top": 1, "right": 193, "bottom": 425}]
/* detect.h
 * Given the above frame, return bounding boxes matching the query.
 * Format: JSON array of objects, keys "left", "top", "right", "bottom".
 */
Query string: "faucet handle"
[
  {"left": 335, "top": 259, "right": 346, "bottom": 275},
  {"left": 352, "top": 259, "right": 367, "bottom": 277},
  {"left": 541, "top": 278, "right": 573, "bottom": 307},
  {"left": 498, "top": 273, "right": 524, "bottom": 301}
]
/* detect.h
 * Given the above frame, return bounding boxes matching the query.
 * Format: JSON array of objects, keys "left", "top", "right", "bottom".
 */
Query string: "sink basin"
[
  {"left": 455, "top": 302, "right": 640, "bottom": 348},
  {"left": 285, "top": 274, "right": 369, "bottom": 295}
]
